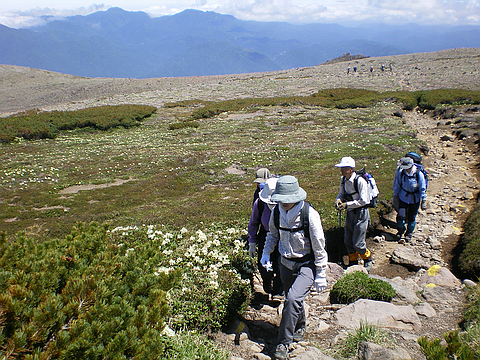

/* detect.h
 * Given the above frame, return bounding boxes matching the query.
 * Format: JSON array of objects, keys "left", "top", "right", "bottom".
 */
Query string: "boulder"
[
  {"left": 417, "top": 265, "right": 461, "bottom": 288},
  {"left": 391, "top": 247, "right": 429, "bottom": 270},
  {"left": 335, "top": 299, "right": 422, "bottom": 331},
  {"left": 357, "top": 341, "right": 414, "bottom": 360},
  {"left": 421, "top": 286, "right": 460, "bottom": 305},
  {"left": 370, "top": 275, "right": 423, "bottom": 305}
]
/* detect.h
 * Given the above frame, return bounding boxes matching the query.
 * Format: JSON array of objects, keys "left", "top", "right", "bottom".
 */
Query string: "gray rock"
[
  {"left": 417, "top": 265, "right": 461, "bottom": 287},
  {"left": 427, "top": 237, "right": 442, "bottom": 250},
  {"left": 414, "top": 302, "right": 437, "bottom": 318},
  {"left": 463, "top": 279, "right": 477, "bottom": 287},
  {"left": 335, "top": 299, "right": 422, "bottom": 331},
  {"left": 391, "top": 247, "right": 429, "bottom": 270},
  {"left": 290, "top": 346, "right": 336, "bottom": 360},
  {"left": 345, "top": 264, "right": 369, "bottom": 274},
  {"left": 422, "top": 286, "right": 460, "bottom": 305},
  {"left": 370, "top": 275, "right": 422, "bottom": 305},
  {"left": 357, "top": 342, "right": 413, "bottom": 360},
  {"left": 327, "top": 262, "right": 345, "bottom": 287}
]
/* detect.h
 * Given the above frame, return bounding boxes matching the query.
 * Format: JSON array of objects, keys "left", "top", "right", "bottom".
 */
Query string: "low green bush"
[
  {"left": 0, "top": 222, "right": 252, "bottom": 358},
  {"left": 416, "top": 89, "right": 480, "bottom": 110},
  {"left": 167, "top": 89, "right": 480, "bottom": 126},
  {"left": 330, "top": 272, "right": 396, "bottom": 304},
  {"left": 459, "top": 203, "right": 480, "bottom": 280},
  {"left": 419, "top": 330, "right": 477, "bottom": 360},
  {"left": 0, "top": 105, "right": 157, "bottom": 143}
]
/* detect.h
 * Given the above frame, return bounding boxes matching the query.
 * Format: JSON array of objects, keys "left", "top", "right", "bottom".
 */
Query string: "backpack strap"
[
  {"left": 257, "top": 198, "right": 265, "bottom": 216},
  {"left": 400, "top": 169, "right": 420, "bottom": 194},
  {"left": 273, "top": 201, "right": 311, "bottom": 240}
]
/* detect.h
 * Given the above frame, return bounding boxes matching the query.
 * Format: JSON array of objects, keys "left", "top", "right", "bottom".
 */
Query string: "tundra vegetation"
[{"left": 0, "top": 88, "right": 479, "bottom": 358}]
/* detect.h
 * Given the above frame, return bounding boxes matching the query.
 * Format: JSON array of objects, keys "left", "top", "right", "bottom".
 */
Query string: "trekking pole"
[{"left": 337, "top": 210, "right": 343, "bottom": 265}]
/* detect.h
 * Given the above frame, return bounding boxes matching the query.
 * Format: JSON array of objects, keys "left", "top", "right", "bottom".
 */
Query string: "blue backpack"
[{"left": 405, "top": 152, "right": 429, "bottom": 190}]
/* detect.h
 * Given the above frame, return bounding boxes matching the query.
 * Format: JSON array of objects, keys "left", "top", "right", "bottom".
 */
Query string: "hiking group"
[{"left": 247, "top": 152, "right": 427, "bottom": 360}]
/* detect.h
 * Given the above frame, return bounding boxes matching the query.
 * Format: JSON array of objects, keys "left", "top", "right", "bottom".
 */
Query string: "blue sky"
[{"left": 1, "top": 0, "right": 479, "bottom": 28}]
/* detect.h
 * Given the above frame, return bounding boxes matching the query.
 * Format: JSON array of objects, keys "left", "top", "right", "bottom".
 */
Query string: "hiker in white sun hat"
[
  {"left": 247, "top": 177, "right": 283, "bottom": 298},
  {"left": 260, "top": 175, "right": 327, "bottom": 360},
  {"left": 334, "top": 156, "right": 373, "bottom": 271}
]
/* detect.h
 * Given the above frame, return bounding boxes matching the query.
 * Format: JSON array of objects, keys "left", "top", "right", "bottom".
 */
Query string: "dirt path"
[{"left": 369, "top": 109, "right": 480, "bottom": 279}]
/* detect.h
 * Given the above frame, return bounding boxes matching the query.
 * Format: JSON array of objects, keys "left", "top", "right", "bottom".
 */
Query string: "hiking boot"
[
  {"left": 405, "top": 233, "right": 413, "bottom": 242},
  {"left": 274, "top": 343, "right": 289, "bottom": 360},
  {"left": 293, "top": 327, "right": 306, "bottom": 342}
]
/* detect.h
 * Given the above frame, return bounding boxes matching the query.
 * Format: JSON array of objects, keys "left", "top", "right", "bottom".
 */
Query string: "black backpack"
[{"left": 273, "top": 201, "right": 312, "bottom": 239}]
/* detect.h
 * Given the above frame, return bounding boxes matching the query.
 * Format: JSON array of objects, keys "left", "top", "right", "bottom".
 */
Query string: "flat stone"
[
  {"left": 414, "top": 302, "right": 437, "bottom": 318},
  {"left": 358, "top": 342, "right": 414, "bottom": 360},
  {"left": 335, "top": 299, "right": 422, "bottom": 331},
  {"left": 391, "top": 247, "right": 429, "bottom": 270}
]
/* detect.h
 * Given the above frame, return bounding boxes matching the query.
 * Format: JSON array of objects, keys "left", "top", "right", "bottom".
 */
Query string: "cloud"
[
  {"left": 213, "top": 0, "right": 328, "bottom": 23},
  {"left": 0, "top": 0, "right": 479, "bottom": 28},
  {"left": 0, "top": 4, "right": 108, "bottom": 28}
]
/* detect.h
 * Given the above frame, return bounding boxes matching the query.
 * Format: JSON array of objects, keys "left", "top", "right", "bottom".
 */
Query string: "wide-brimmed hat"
[
  {"left": 253, "top": 168, "right": 271, "bottom": 183},
  {"left": 259, "top": 177, "right": 278, "bottom": 205},
  {"left": 335, "top": 156, "right": 355, "bottom": 168},
  {"left": 270, "top": 175, "right": 307, "bottom": 204},
  {"left": 399, "top": 157, "right": 414, "bottom": 170}
]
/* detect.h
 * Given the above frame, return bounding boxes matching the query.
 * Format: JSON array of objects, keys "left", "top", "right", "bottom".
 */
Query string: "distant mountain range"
[{"left": 1, "top": 8, "right": 480, "bottom": 78}]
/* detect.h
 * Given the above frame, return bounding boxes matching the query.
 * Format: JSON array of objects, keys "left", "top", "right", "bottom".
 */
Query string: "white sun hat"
[{"left": 334, "top": 156, "right": 356, "bottom": 168}]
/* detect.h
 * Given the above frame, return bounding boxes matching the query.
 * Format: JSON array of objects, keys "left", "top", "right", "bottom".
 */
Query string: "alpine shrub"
[{"left": 330, "top": 271, "right": 396, "bottom": 304}]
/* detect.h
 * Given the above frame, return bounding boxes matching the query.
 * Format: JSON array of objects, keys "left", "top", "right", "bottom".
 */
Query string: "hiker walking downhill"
[
  {"left": 393, "top": 157, "right": 427, "bottom": 242},
  {"left": 248, "top": 177, "right": 283, "bottom": 298},
  {"left": 334, "top": 156, "right": 373, "bottom": 271},
  {"left": 260, "top": 176, "right": 327, "bottom": 360}
]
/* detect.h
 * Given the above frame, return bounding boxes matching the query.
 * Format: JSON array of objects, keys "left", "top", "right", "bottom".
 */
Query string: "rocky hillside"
[{"left": 1, "top": 48, "right": 479, "bottom": 117}]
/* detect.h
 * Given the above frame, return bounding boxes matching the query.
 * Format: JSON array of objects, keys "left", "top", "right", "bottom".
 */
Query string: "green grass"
[
  {"left": 0, "top": 101, "right": 412, "bottom": 240},
  {"left": 325, "top": 320, "right": 396, "bottom": 359}
]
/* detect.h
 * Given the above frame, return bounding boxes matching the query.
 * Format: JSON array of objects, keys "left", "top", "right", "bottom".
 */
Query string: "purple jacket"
[{"left": 248, "top": 199, "right": 272, "bottom": 244}]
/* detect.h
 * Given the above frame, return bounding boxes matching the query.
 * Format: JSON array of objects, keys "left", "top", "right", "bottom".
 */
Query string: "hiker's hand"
[
  {"left": 335, "top": 199, "right": 342, "bottom": 209},
  {"left": 337, "top": 202, "right": 347, "bottom": 211},
  {"left": 248, "top": 243, "right": 256, "bottom": 258},
  {"left": 421, "top": 199, "right": 427, "bottom": 211},
  {"left": 392, "top": 195, "right": 399, "bottom": 211},
  {"left": 314, "top": 276, "right": 327, "bottom": 292},
  {"left": 260, "top": 254, "right": 271, "bottom": 268}
]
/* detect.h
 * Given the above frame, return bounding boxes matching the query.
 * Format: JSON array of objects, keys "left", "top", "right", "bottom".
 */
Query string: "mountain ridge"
[{"left": 1, "top": 9, "right": 480, "bottom": 78}]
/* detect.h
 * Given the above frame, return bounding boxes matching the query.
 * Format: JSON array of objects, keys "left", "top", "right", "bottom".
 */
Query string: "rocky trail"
[{"left": 214, "top": 107, "right": 480, "bottom": 360}]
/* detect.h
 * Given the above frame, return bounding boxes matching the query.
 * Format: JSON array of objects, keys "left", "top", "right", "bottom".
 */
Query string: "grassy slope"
[{"left": 0, "top": 102, "right": 418, "bottom": 240}]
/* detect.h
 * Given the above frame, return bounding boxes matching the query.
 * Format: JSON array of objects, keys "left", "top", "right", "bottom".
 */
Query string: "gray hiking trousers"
[
  {"left": 344, "top": 207, "right": 369, "bottom": 255},
  {"left": 277, "top": 260, "right": 315, "bottom": 345}
]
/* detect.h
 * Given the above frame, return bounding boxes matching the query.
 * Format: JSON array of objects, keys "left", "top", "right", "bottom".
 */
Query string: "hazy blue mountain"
[{"left": 1, "top": 7, "right": 479, "bottom": 78}]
